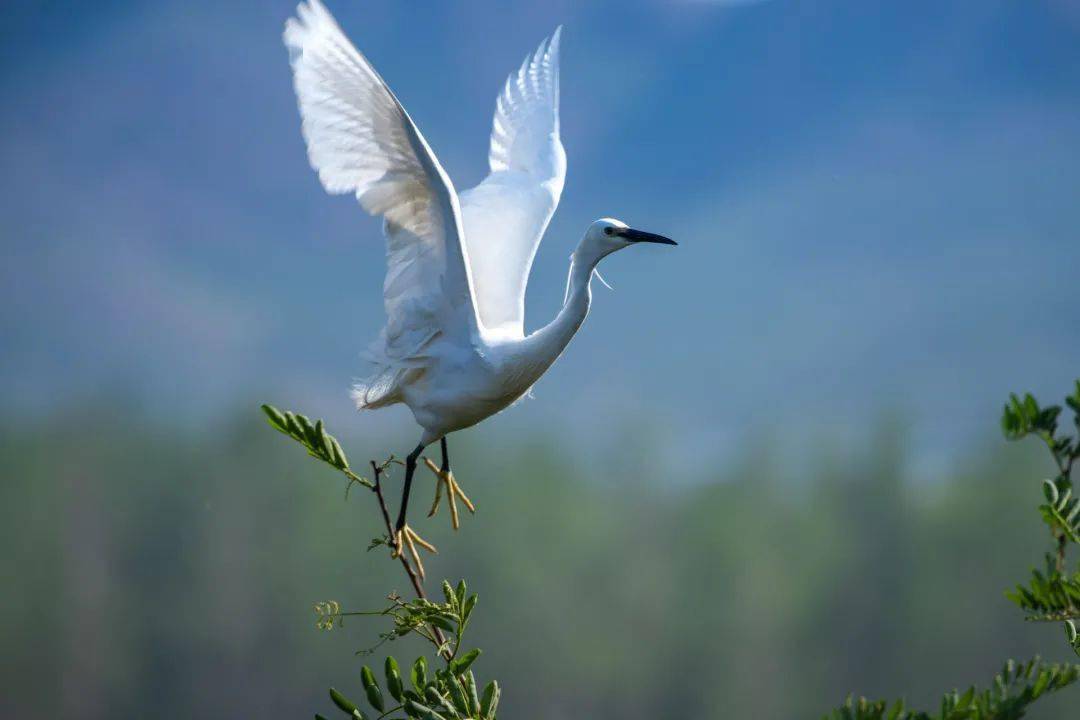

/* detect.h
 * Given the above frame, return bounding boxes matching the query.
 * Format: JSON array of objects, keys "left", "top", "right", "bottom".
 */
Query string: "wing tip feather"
[{"left": 283, "top": 0, "right": 343, "bottom": 56}]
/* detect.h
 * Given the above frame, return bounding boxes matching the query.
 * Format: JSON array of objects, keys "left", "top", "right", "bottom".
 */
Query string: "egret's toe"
[
  {"left": 423, "top": 458, "right": 475, "bottom": 530},
  {"left": 395, "top": 524, "right": 437, "bottom": 580}
]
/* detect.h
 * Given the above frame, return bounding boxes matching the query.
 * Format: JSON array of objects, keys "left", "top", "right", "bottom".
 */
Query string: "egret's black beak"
[{"left": 617, "top": 227, "right": 677, "bottom": 246}]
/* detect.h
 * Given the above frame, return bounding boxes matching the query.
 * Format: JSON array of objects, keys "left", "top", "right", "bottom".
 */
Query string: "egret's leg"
[
  {"left": 391, "top": 442, "right": 437, "bottom": 576},
  {"left": 395, "top": 443, "right": 425, "bottom": 536},
  {"left": 424, "top": 436, "right": 475, "bottom": 530}
]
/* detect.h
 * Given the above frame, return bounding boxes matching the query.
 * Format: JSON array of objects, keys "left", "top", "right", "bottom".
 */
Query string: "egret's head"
[{"left": 580, "top": 218, "right": 677, "bottom": 261}]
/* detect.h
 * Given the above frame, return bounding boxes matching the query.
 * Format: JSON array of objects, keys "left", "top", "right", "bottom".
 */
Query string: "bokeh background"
[{"left": 2, "top": 0, "right": 1079, "bottom": 718}]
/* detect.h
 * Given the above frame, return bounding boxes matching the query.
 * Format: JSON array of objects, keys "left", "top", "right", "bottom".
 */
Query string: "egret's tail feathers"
[
  {"left": 353, "top": 325, "right": 436, "bottom": 411},
  {"left": 351, "top": 339, "right": 405, "bottom": 409},
  {"left": 351, "top": 367, "right": 401, "bottom": 411}
]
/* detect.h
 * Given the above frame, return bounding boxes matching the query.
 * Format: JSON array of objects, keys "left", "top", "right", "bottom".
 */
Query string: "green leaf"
[
  {"left": 954, "top": 686, "right": 974, "bottom": 710},
  {"left": 284, "top": 411, "right": 304, "bottom": 438},
  {"left": 1002, "top": 403, "right": 1021, "bottom": 438},
  {"left": 405, "top": 699, "right": 447, "bottom": 720},
  {"left": 1069, "top": 621, "right": 1080, "bottom": 658},
  {"left": 461, "top": 594, "right": 478, "bottom": 630},
  {"left": 446, "top": 676, "right": 470, "bottom": 717},
  {"left": 1044, "top": 479, "right": 1060, "bottom": 504},
  {"left": 329, "top": 687, "right": 361, "bottom": 717},
  {"left": 330, "top": 436, "right": 349, "bottom": 469},
  {"left": 430, "top": 616, "right": 456, "bottom": 633},
  {"left": 463, "top": 671, "right": 480, "bottom": 716},
  {"left": 411, "top": 656, "right": 428, "bottom": 691},
  {"left": 1031, "top": 669, "right": 1051, "bottom": 698},
  {"left": 449, "top": 648, "right": 481, "bottom": 675},
  {"left": 1037, "top": 405, "right": 1062, "bottom": 434},
  {"left": 480, "top": 680, "right": 499, "bottom": 720},
  {"left": 297, "top": 413, "right": 319, "bottom": 447},
  {"left": 261, "top": 404, "right": 289, "bottom": 433},
  {"left": 423, "top": 687, "right": 458, "bottom": 718},
  {"left": 315, "top": 419, "right": 334, "bottom": 458},
  {"left": 360, "top": 665, "right": 384, "bottom": 711},
  {"left": 455, "top": 579, "right": 467, "bottom": 608},
  {"left": 441, "top": 580, "right": 458, "bottom": 611},
  {"left": 385, "top": 656, "right": 404, "bottom": 702}
]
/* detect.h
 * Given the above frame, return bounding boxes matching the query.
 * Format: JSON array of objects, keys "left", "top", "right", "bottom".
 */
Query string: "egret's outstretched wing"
[
  {"left": 460, "top": 28, "right": 566, "bottom": 337},
  {"left": 284, "top": 0, "right": 478, "bottom": 367}
]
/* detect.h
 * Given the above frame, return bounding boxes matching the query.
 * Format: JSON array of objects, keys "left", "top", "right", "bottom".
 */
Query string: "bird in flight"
[{"left": 284, "top": 0, "right": 676, "bottom": 556}]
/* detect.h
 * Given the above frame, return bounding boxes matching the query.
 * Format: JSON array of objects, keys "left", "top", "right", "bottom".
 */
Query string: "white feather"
[
  {"left": 283, "top": 0, "right": 480, "bottom": 409},
  {"left": 459, "top": 28, "right": 566, "bottom": 337}
]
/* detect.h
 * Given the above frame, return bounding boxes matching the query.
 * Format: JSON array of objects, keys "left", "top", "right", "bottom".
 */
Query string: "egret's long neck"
[{"left": 522, "top": 245, "right": 602, "bottom": 369}]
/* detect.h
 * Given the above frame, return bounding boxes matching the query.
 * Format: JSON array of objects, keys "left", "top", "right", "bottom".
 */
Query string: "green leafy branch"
[
  {"left": 320, "top": 651, "right": 499, "bottom": 720},
  {"left": 1000, "top": 381, "right": 1080, "bottom": 653},
  {"left": 1007, "top": 554, "right": 1080, "bottom": 623},
  {"left": 1001, "top": 381, "right": 1079, "bottom": 481},
  {"left": 260, "top": 403, "right": 498, "bottom": 720},
  {"left": 1038, "top": 478, "right": 1080, "bottom": 546},
  {"left": 261, "top": 403, "right": 451, "bottom": 643},
  {"left": 261, "top": 404, "right": 370, "bottom": 489},
  {"left": 828, "top": 379, "right": 1080, "bottom": 716},
  {"left": 313, "top": 582, "right": 491, "bottom": 720},
  {"left": 823, "top": 658, "right": 1080, "bottom": 720},
  {"left": 311, "top": 583, "right": 479, "bottom": 657},
  {"left": 349, "top": 580, "right": 480, "bottom": 659},
  {"left": 261, "top": 404, "right": 438, "bottom": 587}
]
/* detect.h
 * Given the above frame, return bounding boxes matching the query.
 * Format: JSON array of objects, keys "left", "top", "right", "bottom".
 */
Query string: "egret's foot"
[
  {"left": 423, "top": 457, "right": 476, "bottom": 530},
  {"left": 391, "top": 524, "right": 437, "bottom": 580}
]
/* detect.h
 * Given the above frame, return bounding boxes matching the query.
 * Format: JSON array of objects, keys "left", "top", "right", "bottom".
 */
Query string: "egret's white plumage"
[
  {"left": 460, "top": 27, "right": 565, "bottom": 338},
  {"left": 284, "top": 1, "right": 674, "bottom": 463}
]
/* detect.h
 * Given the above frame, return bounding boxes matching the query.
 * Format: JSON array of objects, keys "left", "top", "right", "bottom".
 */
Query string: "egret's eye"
[{"left": 603, "top": 227, "right": 614, "bottom": 236}]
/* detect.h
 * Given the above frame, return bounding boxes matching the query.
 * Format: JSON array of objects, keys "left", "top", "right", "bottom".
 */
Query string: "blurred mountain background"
[{"left": 1, "top": 0, "right": 1078, "bottom": 718}]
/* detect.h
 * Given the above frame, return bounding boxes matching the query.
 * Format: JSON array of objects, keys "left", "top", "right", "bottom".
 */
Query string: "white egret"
[{"left": 284, "top": 0, "right": 675, "bottom": 552}]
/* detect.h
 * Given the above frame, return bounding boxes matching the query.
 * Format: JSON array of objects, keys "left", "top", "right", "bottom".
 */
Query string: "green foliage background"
[{"left": 2, "top": 405, "right": 1075, "bottom": 719}]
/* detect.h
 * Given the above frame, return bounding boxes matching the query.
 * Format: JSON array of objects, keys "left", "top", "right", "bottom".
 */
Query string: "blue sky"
[{"left": 2, "top": 0, "right": 1078, "bottom": 472}]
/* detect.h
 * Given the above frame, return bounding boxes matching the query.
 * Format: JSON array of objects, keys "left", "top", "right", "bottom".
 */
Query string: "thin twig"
[
  {"left": 371, "top": 460, "right": 426, "bottom": 597},
  {"left": 375, "top": 705, "right": 404, "bottom": 720},
  {"left": 370, "top": 460, "right": 450, "bottom": 657}
]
